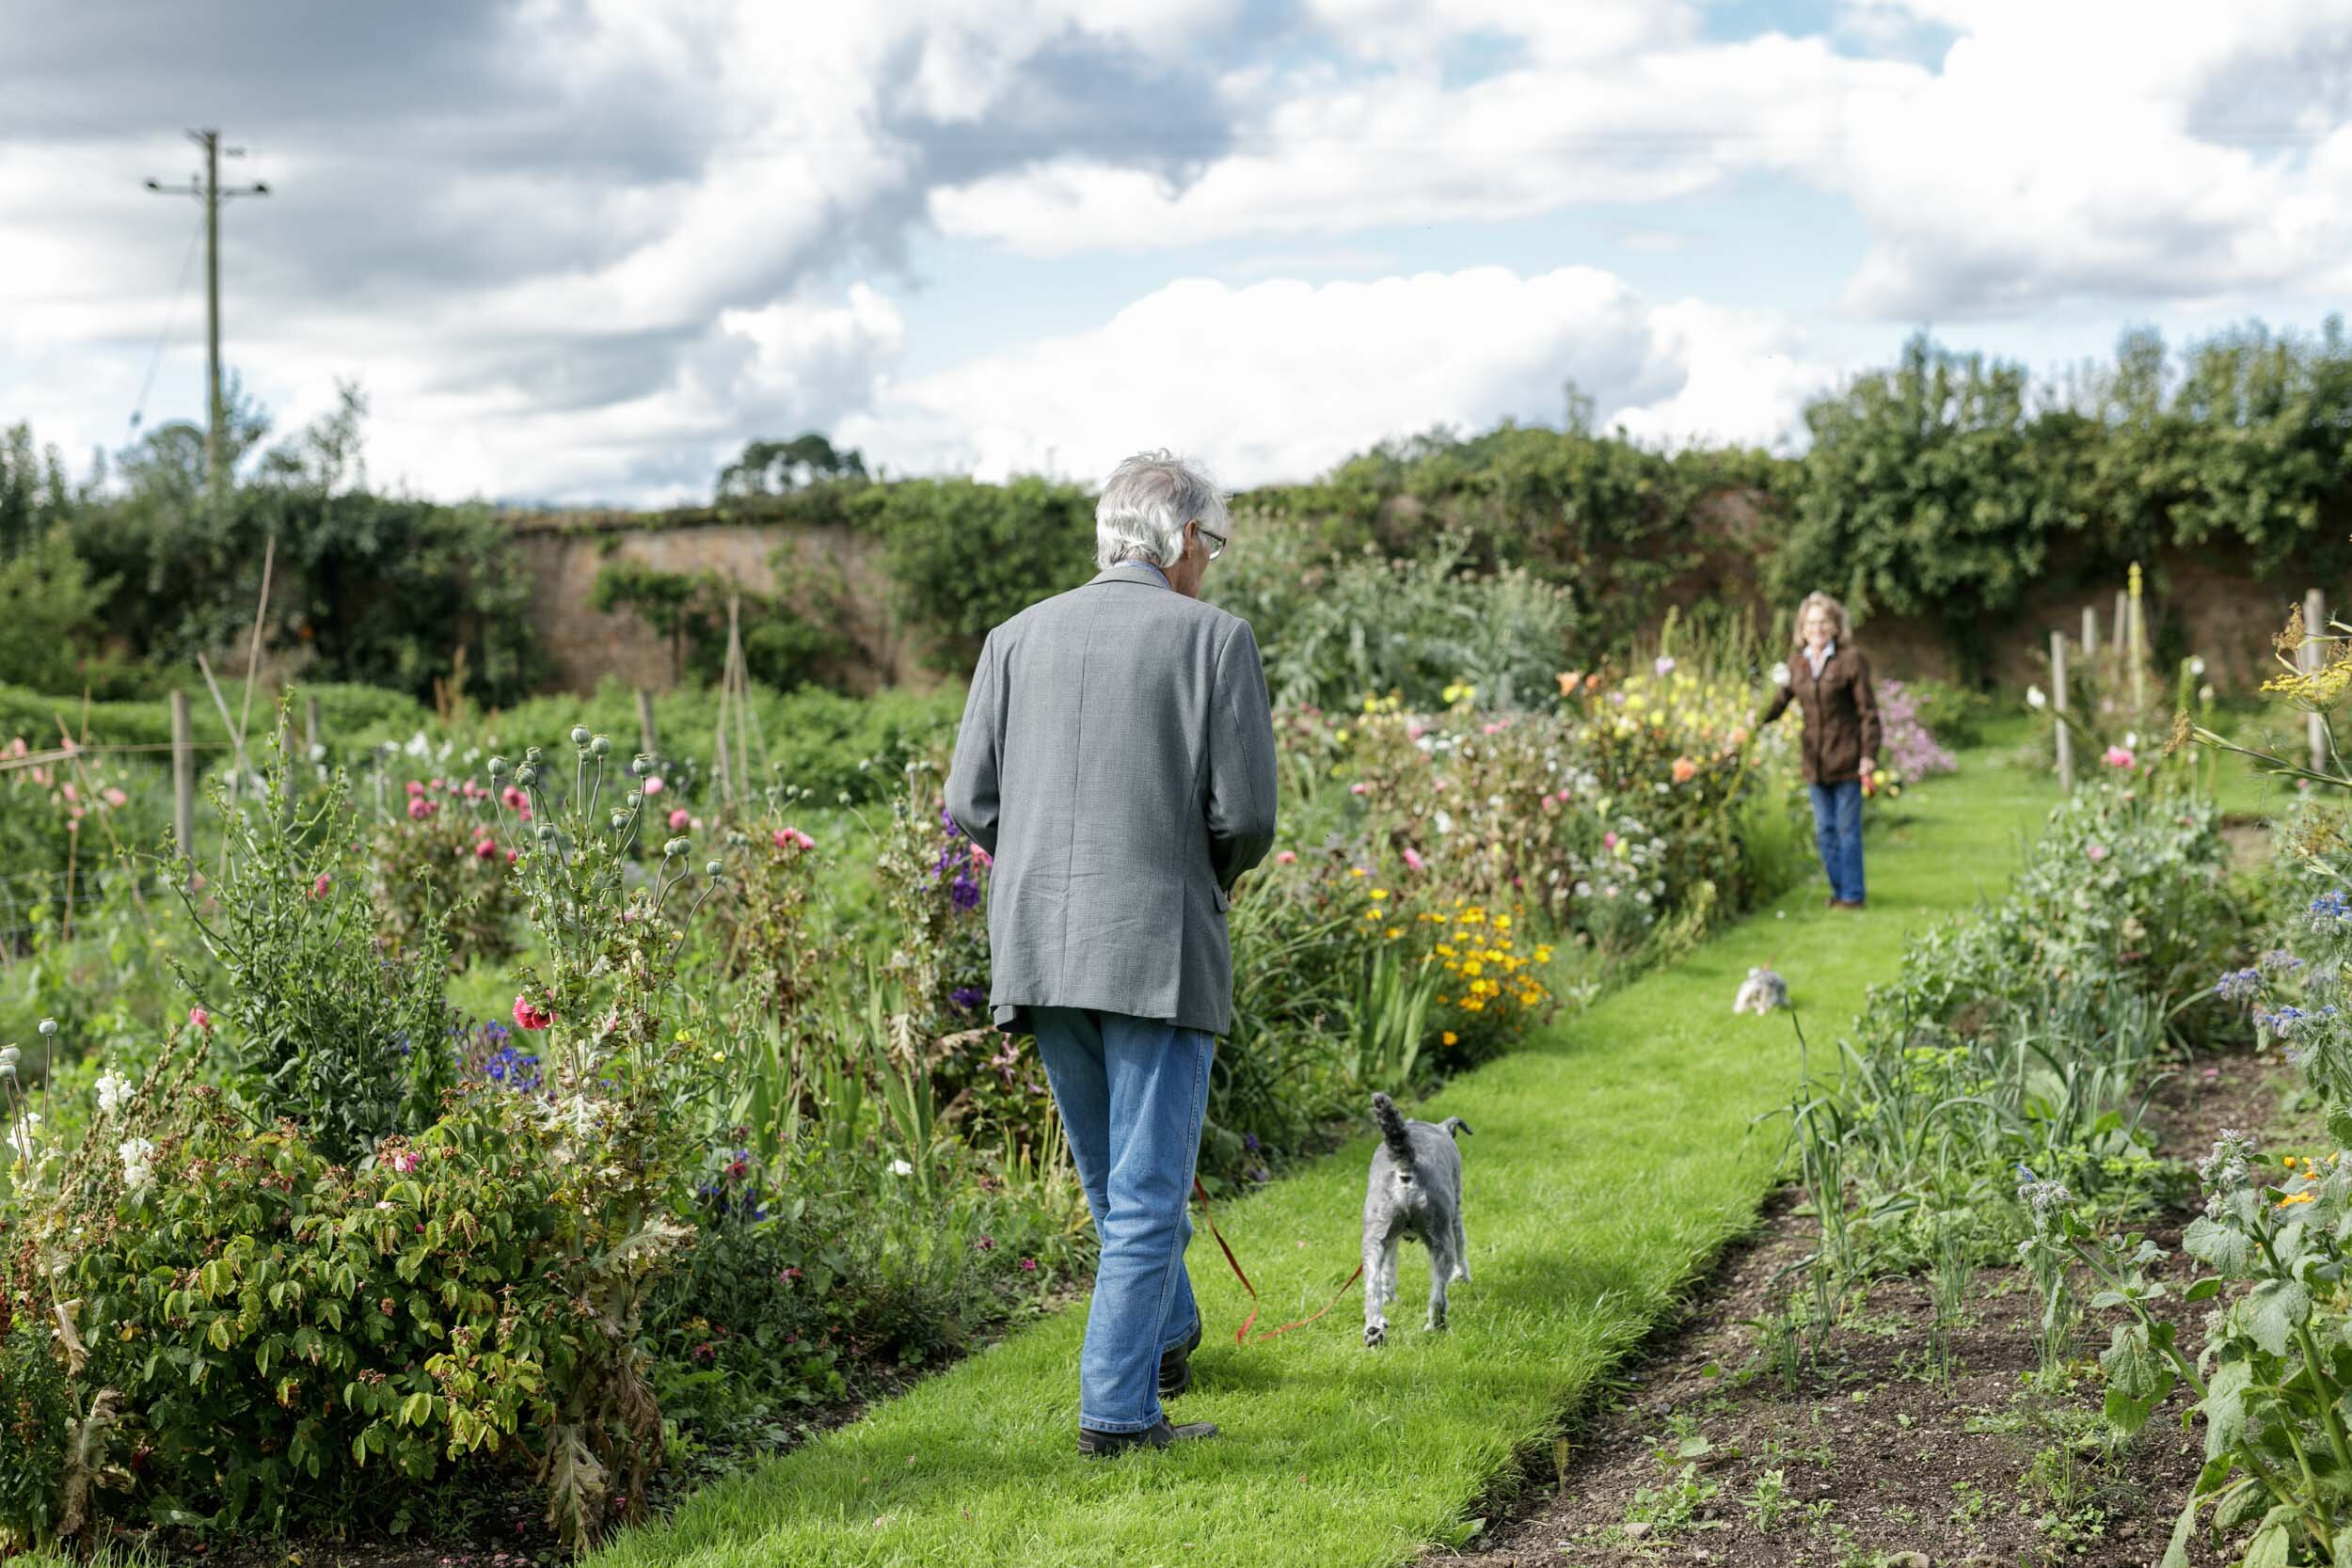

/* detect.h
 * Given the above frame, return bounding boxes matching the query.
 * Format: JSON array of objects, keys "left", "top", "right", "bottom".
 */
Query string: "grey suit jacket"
[{"left": 945, "top": 561, "right": 1279, "bottom": 1037}]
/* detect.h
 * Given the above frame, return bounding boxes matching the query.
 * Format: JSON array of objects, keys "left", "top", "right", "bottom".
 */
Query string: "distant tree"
[
  {"left": 715, "top": 433, "right": 868, "bottom": 500},
  {"left": 0, "top": 422, "right": 77, "bottom": 561}
]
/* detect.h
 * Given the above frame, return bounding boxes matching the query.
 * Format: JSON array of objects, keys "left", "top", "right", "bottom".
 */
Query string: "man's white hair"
[{"left": 1095, "top": 450, "right": 1228, "bottom": 571}]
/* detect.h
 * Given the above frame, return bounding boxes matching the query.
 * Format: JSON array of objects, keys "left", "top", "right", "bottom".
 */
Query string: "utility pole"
[{"left": 146, "top": 129, "right": 268, "bottom": 528}]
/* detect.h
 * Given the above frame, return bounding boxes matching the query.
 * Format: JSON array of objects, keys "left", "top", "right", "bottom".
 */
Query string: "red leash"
[{"left": 1193, "top": 1176, "right": 1364, "bottom": 1344}]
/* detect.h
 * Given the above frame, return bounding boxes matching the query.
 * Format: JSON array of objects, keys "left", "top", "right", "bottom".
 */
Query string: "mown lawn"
[{"left": 588, "top": 750, "right": 2057, "bottom": 1568}]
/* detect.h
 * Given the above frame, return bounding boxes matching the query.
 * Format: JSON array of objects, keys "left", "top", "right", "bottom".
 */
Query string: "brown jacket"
[{"left": 1762, "top": 642, "right": 1882, "bottom": 785}]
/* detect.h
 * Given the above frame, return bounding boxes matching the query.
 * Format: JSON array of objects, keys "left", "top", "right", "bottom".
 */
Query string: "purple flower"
[
  {"left": 1243, "top": 1132, "right": 1261, "bottom": 1153},
  {"left": 949, "top": 874, "right": 980, "bottom": 911},
  {"left": 949, "top": 986, "right": 986, "bottom": 1012},
  {"left": 940, "top": 805, "right": 961, "bottom": 838},
  {"left": 2215, "top": 968, "right": 2264, "bottom": 1002}
]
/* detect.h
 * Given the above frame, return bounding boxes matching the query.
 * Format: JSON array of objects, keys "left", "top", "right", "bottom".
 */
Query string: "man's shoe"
[
  {"left": 1833, "top": 898, "right": 1867, "bottom": 911},
  {"left": 1077, "top": 1418, "right": 1218, "bottom": 1457},
  {"left": 1824, "top": 895, "right": 1839, "bottom": 909},
  {"left": 1158, "top": 1320, "right": 1203, "bottom": 1399}
]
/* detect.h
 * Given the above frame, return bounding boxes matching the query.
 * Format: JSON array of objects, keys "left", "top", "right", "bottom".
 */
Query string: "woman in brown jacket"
[{"left": 1757, "top": 591, "right": 1883, "bottom": 910}]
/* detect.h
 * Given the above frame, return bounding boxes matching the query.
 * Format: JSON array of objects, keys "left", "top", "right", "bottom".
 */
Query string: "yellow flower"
[
  {"left": 1436, "top": 943, "right": 1457, "bottom": 958},
  {"left": 1437, "top": 994, "right": 1452, "bottom": 1006},
  {"left": 1462, "top": 998, "right": 1486, "bottom": 1012},
  {"left": 1461, "top": 959, "right": 1485, "bottom": 977},
  {"left": 1350, "top": 866, "right": 1368, "bottom": 879},
  {"left": 1494, "top": 913, "right": 1512, "bottom": 931},
  {"left": 1385, "top": 927, "right": 1403, "bottom": 940},
  {"left": 1370, "top": 888, "right": 1391, "bottom": 901},
  {"left": 2280, "top": 1191, "right": 2317, "bottom": 1208},
  {"left": 1441, "top": 1031, "right": 1458, "bottom": 1046}
]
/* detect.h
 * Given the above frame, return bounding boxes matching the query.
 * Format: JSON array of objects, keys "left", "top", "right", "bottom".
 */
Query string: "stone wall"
[
  {"left": 507, "top": 511, "right": 941, "bottom": 695},
  {"left": 506, "top": 505, "right": 2336, "bottom": 697}
]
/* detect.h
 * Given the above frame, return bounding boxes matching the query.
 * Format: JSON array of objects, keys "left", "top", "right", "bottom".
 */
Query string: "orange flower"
[{"left": 1670, "top": 756, "right": 1698, "bottom": 784}]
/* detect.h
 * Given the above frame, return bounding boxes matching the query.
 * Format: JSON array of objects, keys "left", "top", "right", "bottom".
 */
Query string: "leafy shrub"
[
  {"left": 0, "top": 532, "right": 112, "bottom": 697},
  {"left": 1210, "top": 523, "right": 1573, "bottom": 713},
  {"left": 1876, "top": 679, "right": 1959, "bottom": 782},
  {"left": 0, "top": 1316, "right": 70, "bottom": 1550},
  {"left": 589, "top": 560, "right": 850, "bottom": 691},
  {"left": 371, "top": 774, "right": 522, "bottom": 967},
  {"left": 175, "top": 751, "right": 455, "bottom": 1165},
  {"left": 1896, "top": 676, "right": 1992, "bottom": 750},
  {"left": 856, "top": 475, "right": 1095, "bottom": 676}
]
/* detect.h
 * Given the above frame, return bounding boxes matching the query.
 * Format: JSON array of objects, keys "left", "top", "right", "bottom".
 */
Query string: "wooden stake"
[
  {"left": 170, "top": 690, "right": 196, "bottom": 864},
  {"left": 2051, "top": 631, "right": 2072, "bottom": 795},
  {"left": 234, "top": 533, "right": 276, "bottom": 774},
  {"left": 636, "top": 688, "right": 659, "bottom": 758},
  {"left": 2080, "top": 604, "right": 2097, "bottom": 658},
  {"left": 2311, "top": 588, "right": 2330, "bottom": 776}
]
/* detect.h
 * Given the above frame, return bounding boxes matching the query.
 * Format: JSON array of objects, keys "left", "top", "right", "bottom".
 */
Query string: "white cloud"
[{"left": 843, "top": 265, "right": 1838, "bottom": 486}]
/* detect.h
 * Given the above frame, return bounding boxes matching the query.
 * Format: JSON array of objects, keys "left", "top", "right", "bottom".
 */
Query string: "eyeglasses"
[{"left": 1194, "top": 522, "right": 1227, "bottom": 561}]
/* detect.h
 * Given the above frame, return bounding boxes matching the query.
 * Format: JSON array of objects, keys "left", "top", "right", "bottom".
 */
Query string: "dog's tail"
[
  {"left": 1439, "top": 1116, "right": 1472, "bottom": 1140},
  {"left": 1371, "top": 1092, "right": 1416, "bottom": 1170}
]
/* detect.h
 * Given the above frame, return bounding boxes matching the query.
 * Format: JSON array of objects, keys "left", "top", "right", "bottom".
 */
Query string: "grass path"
[{"left": 594, "top": 754, "right": 2056, "bottom": 1568}]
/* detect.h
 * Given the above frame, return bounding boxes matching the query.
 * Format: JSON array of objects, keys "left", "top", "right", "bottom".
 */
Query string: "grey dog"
[{"left": 1362, "top": 1092, "right": 1472, "bottom": 1347}]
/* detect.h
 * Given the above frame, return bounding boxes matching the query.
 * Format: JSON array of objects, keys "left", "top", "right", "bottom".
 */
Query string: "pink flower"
[
  {"left": 1602, "top": 832, "right": 1620, "bottom": 851},
  {"left": 505, "top": 848, "right": 518, "bottom": 863},
  {"left": 2085, "top": 843, "right": 2109, "bottom": 863},
  {"left": 513, "top": 993, "right": 554, "bottom": 1031},
  {"left": 501, "top": 784, "right": 532, "bottom": 820},
  {"left": 385, "top": 1148, "right": 421, "bottom": 1176},
  {"left": 668, "top": 807, "right": 691, "bottom": 831},
  {"left": 1349, "top": 781, "right": 1369, "bottom": 797},
  {"left": 1671, "top": 757, "right": 1698, "bottom": 784},
  {"left": 60, "top": 783, "right": 77, "bottom": 804},
  {"left": 1020, "top": 1258, "right": 1039, "bottom": 1273},
  {"left": 1406, "top": 721, "right": 1426, "bottom": 740},
  {"left": 474, "top": 838, "right": 498, "bottom": 860},
  {"left": 642, "top": 775, "right": 665, "bottom": 796},
  {"left": 772, "top": 827, "right": 816, "bottom": 851},
  {"left": 1555, "top": 788, "right": 1571, "bottom": 802},
  {"left": 1403, "top": 847, "right": 1425, "bottom": 872},
  {"left": 971, "top": 845, "right": 993, "bottom": 869},
  {"left": 2103, "top": 746, "right": 2135, "bottom": 769},
  {"left": 103, "top": 787, "right": 127, "bottom": 807},
  {"left": 1482, "top": 722, "right": 1502, "bottom": 736},
  {"left": 405, "top": 780, "right": 425, "bottom": 797},
  {"left": 1275, "top": 849, "right": 1296, "bottom": 864},
  {"left": 309, "top": 872, "right": 332, "bottom": 898},
  {"left": 407, "top": 797, "right": 437, "bottom": 820},
  {"left": 189, "top": 1006, "right": 212, "bottom": 1032}
]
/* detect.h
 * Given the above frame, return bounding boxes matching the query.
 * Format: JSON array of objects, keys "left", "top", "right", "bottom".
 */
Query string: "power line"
[
  {"left": 127, "top": 205, "right": 206, "bottom": 438},
  {"left": 144, "top": 128, "right": 269, "bottom": 527}
]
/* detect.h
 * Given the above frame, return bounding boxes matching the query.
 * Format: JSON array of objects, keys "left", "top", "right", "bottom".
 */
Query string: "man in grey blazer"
[{"left": 946, "top": 449, "right": 1279, "bottom": 1456}]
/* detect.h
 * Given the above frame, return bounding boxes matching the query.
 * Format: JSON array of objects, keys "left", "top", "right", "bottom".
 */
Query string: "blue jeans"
[
  {"left": 1031, "top": 1006, "right": 1214, "bottom": 1433},
  {"left": 1807, "top": 779, "right": 1866, "bottom": 904}
]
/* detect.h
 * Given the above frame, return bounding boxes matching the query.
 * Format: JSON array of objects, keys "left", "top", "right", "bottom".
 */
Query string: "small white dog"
[{"left": 1733, "top": 965, "right": 1789, "bottom": 1015}]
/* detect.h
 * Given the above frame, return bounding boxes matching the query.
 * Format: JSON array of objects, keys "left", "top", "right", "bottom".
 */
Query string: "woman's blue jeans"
[
  {"left": 1807, "top": 779, "right": 1866, "bottom": 904},
  {"left": 1030, "top": 1006, "right": 1214, "bottom": 1433}
]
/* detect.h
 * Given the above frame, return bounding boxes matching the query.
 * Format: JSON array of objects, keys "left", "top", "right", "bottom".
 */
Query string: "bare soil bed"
[{"left": 1427, "top": 1047, "right": 2306, "bottom": 1568}]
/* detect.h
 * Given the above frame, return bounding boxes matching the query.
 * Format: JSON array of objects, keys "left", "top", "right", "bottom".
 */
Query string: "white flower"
[
  {"left": 95, "top": 1071, "right": 130, "bottom": 1117},
  {"left": 1654, "top": 656, "right": 1677, "bottom": 677},
  {"left": 118, "top": 1135, "right": 155, "bottom": 1192},
  {"left": 1636, "top": 890, "right": 1653, "bottom": 906},
  {"left": 2026, "top": 685, "right": 2047, "bottom": 710},
  {"left": 890, "top": 1158, "right": 914, "bottom": 1178},
  {"left": 1574, "top": 880, "right": 1593, "bottom": 897},
  {"left": 404, "top": 731, "right": 431, "bottom": 759},
  {"left": 1769, "top": 661, "right": 1791, "bottom": 688},
  {"left": 2200, "top": 683, "right": 2216, "bottom": 704},
  {"left": 2123, "top": 731, "right": 2138, "bottom": 749},
  {"left": 2189, "top": 657, "right": 2206, "bottom": 676},
  {"left": 1434, "top": 809, "right": 1454, "bottom": 835}
]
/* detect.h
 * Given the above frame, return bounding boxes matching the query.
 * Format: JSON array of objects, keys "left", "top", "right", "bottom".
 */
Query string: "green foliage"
[
  {"left": 174, "top": 744, "right": 455, "bottom": 1165},
  {"left": 67, "top": 386, "right": 545, "bottom": 706},
  {"left": 590, "top": 560, "right": 849, "bottom": 690},
  {"left": 0, "top": 1317, "right": 70, "bottom": 1549},
  {"left": 1209, "top": 523, "right": 1573, "bottom": 711},
  {"left": 0, "top": 532, "right": 114, "bottom": 696},
  {"left": 1773, "top": 336, "right": 2061, "bottom": 684},
  {"left": 0, "top": 422, "right": 80, "bottom": 563},
  {"left": 715, "top": 433, "right": 867, "bottom": 499},
  {"left": 857, "top": 475, "right": 1096, "bottom": 675}
]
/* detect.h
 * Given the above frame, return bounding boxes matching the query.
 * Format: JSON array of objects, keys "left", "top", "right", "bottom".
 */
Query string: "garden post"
[
  {"left": 2127, "top": 562, "right": 2146, "bottom": 726},
  {"left": 305, "top": 694, "right": 322, "bottom": 759},
  {"left": 2051, "top": 631, "right": 2072, "bottom": 795},
  {"left": 2113, "top": 589, "right": 2127, "bottom": 665},
  {"left": 636, "top": 688, "right": 659, "bottom": 758},
  {"left": 2080, "top": 604, "right": 2096, "bottom": 658},
  {"left": 2312, "top": 588, "right": 2330, "bottom": 775},
  {"left": 170, "top": 689, "right": 195, "bottom": 867}
]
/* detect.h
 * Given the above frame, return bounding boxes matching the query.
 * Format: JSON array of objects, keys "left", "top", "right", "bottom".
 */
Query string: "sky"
[{"left": 5, "top": 0, "right": 2352, "bottom": 507}]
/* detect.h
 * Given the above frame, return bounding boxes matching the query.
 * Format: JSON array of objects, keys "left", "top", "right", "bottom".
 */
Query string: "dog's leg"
[
  {"left": 1382, "top": 1229, "right": 1404, "bottom": 1305},
  {"left": 1425, "top": 1240, "right": 1451, "bottom": 1332},
  {"left": 1450, "top": 1210, "right": 1470, "bottom": 1283},
  {"left": 1362, "top": 1227, "right": 1388, "bottom": 1348}
]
